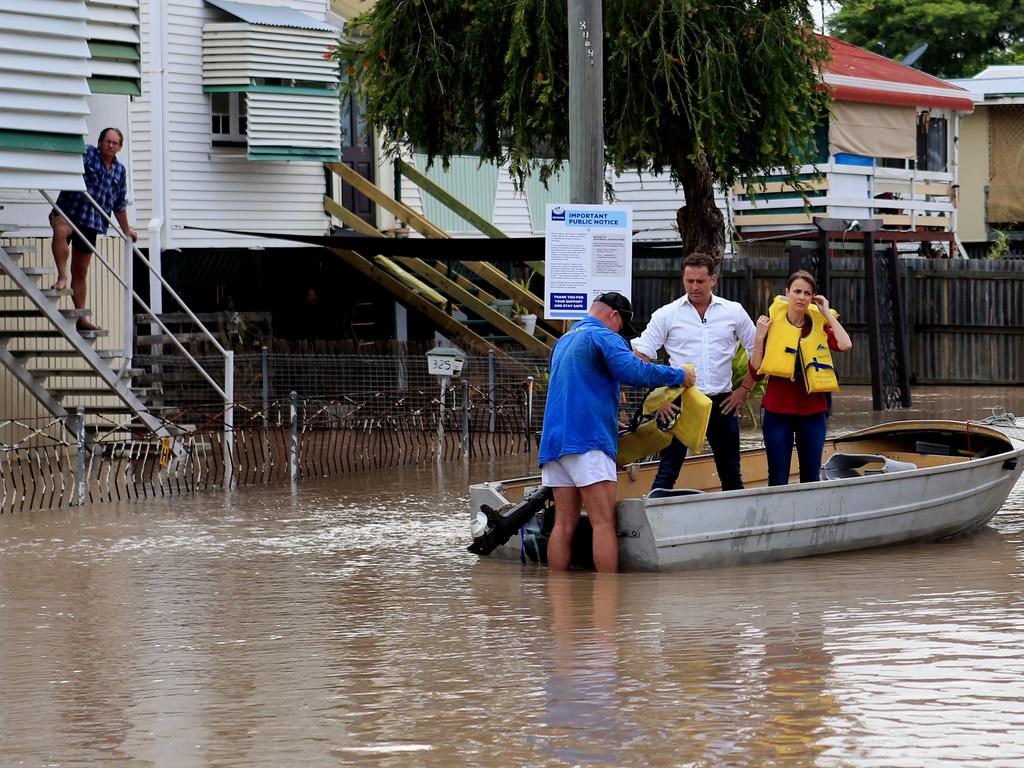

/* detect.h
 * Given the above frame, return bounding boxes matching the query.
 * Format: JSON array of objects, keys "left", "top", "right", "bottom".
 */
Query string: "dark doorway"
[{"left": 339, "top": 83, "right": 376, "bottom": 227}]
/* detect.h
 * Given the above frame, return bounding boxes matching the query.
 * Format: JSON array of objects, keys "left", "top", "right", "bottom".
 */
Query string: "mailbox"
[{"left": 426, "top": 346, "right": 466, "bottom": 377}]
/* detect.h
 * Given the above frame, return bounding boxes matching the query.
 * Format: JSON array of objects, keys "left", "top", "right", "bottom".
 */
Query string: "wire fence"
[
  {"left": 0, "top": 366, "right": 544, "bottom": 513},
  {"left": 1, "top": 350, "right": 683, "bottom": 514}
]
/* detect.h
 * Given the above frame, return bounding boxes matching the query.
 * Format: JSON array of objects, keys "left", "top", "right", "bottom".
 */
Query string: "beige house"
[{"left": 947, "top": 66, "right": 1024, "bottom": 249}]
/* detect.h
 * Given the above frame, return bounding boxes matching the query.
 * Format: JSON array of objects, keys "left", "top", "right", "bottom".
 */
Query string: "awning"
[
  {"left": 206, "top": 0, "right": 338, "bottom": 31},
  {"left": 827, "top": 84, "right": 974, "bottom": 112},
  {"left": 829, "top": 101, "right": 916, "bottom": 159},
  {"left": 180, "top": 225, "right": 688, "bottom": 261}
]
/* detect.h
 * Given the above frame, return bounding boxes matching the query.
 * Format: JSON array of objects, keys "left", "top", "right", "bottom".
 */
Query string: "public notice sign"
[{"left": 543, "top": 204, "right": 633, "bottom": 320}]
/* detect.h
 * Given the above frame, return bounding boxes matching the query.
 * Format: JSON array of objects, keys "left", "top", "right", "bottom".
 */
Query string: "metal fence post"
[
  {"left": 462, "top": 376, "right": 470, "bottom": 459},
  {"left": 224, "top": 349, "right": 234, "bottom": 486},
  {"left": 487, "top": 349, "right": 496, "bottom": 434},
  {"left": 74, "top": 405, "right": 86, "bottom": 506},
  {"left": 261, "top": 345, "right": 270, "bottom": 429},
  {"left": 289, "top": 390, "right": 299, "bottom": 484},
  {"left": 525, "top": 376, "right": 534, "bottom": 454},
  {"left": 436, "top": 376, "right": 448, "bottom": 461}
]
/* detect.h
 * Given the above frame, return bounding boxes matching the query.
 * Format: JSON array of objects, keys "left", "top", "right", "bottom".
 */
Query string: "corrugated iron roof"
[
  {"left": 822, "top": 36, "right": 974, "bottom": 112},
  {"left": 948, "top": 67, "right": 1024, "bottom": 100},
  {"left": 206, "top": 0, "right": 338, "bottom": 32}
]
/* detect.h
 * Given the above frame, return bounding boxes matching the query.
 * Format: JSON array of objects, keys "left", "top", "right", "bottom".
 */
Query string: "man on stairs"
[{"left": 49, "top": 127, "right": 138, "bottom": 332}]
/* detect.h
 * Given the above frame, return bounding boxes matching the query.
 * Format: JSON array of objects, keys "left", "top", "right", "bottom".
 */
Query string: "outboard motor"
[{"left": 467, "top": 485, "right": 554, "bottom": 556}]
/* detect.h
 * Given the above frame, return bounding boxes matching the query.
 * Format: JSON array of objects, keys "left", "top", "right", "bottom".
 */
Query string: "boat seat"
[
  {"left": 646, "top": 488, "right": 706, "bottom": 499},
  {"left": 821, "top": 452, "right": 917, "bottom": 480}
]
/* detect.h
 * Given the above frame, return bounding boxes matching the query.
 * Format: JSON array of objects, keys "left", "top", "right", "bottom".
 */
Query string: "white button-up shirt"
[{"left": 631, "top": 294, "right": 756, "bottom": 396}]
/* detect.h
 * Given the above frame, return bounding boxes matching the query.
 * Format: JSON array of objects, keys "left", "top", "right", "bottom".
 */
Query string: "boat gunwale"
[{"left": 470, "top": 420, "right": 1024, "bottom": 500}]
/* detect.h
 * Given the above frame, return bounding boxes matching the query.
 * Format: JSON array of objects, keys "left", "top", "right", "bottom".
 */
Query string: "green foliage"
[
  {"left": 334, "top": 1, "right": 830, "bottom": 195},
  {"left": 732, "top": 342, "right": 765, "bottom": 424},
  {"left": 989, "top": 230, "right": 1011, "bottom": 260},
  {"left": 828, "top": 0, "right": 1024, "bottom": 79}
]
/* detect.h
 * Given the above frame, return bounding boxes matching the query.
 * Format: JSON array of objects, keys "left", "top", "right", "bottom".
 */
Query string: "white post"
[
  {"left": 146, "top": 0, "right": 170, "bottom": 316},
  {"left": 123, "top": 233, "right": 133, "bottom": 366}
]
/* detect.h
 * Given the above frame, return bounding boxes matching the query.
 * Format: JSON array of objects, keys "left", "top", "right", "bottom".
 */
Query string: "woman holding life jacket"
[{"left": 749, "top": 270, "right": 853, "bottom": 485}]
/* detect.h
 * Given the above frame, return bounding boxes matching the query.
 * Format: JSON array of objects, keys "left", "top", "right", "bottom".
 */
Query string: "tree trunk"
[{"left": 675, "top": 152, "right": 726, "bottom": 266}]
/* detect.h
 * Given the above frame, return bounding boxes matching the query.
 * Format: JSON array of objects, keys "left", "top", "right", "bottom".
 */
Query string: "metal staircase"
[{"left": 0, "top": 242, "right": 173, "bottom": 438}]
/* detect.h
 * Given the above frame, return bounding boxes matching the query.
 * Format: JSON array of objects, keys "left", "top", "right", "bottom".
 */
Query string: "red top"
[{"left": 750, "top": 324, "right": 840, "bottom": 416}]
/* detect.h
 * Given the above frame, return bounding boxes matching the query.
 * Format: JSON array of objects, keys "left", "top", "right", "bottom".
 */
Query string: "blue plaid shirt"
[{"left": 55, "top": 145, "right": 128, "bottom": 234}]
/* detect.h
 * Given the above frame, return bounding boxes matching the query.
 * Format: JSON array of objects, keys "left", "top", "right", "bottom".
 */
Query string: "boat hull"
[
  {"left": 617, "top": 451, "right": 1022, "bottom": 571},
  {"left": 468, "top": 421, "right": 1024, "bottom": 572}
]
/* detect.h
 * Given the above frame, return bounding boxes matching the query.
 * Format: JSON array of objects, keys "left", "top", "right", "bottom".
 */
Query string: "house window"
[
  {"left": 917, "top": 113, "right": 948, "bottom": 172},
  {"left": 211, "top": 91, "right": 247, "bottom": 144}
]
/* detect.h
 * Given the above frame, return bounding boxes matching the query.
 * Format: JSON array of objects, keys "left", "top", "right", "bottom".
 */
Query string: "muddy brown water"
[{"left": 1, "top": 386, "right": 1023, "bottom": 766}]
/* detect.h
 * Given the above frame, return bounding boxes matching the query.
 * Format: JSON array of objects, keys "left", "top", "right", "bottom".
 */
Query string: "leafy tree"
[
  {"left": 335, "top": 1, "right": 830, "bottom": 261},
  {"left": 828, "top": 0, "right": 1024, "bottom": 79}
]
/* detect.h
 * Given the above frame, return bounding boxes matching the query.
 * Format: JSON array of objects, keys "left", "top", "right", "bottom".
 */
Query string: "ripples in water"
[{"left": 1, "top": 390, "right": 1023, "bottom": 766}]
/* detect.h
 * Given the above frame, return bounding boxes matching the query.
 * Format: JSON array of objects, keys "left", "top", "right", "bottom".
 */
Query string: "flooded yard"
[{"left": 1, "top": 386, "right": 1023, "bottom": 766}]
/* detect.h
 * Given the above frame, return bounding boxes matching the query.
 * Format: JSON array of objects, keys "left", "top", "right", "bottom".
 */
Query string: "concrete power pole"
[{"left": 568, "top": 0, "right": 604, "bottom": 204}]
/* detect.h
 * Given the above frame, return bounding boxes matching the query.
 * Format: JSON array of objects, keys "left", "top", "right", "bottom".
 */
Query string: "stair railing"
[{"left": 39, "top": 190, "right": 235, "bottom": 462}]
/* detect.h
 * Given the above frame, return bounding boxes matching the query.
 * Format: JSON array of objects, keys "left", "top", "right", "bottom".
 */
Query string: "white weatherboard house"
[{"left": 0, "top": 0, "right": 349, "bottom": 431}]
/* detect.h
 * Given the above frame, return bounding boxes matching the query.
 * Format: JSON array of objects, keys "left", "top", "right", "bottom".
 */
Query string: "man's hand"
[
  {"left": 682, "top": 365, "right": 696, "bottom": 388},
  {"left": 126, "top": 226, "right": 138, "bottom": 242},
  {"left": 655, "top": 401, "right": 679, "bottom": 425},
  {"left": 719, "top": 387, "right": 750, "bottom": 416}
]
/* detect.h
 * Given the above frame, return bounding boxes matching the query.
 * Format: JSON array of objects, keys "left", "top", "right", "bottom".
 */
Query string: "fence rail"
[
  {"left": 635, "top": 255, "right": 1024, "bottom": 385},
  {"left": 0, "top": 382, "right": 537, "bottom": 513}
]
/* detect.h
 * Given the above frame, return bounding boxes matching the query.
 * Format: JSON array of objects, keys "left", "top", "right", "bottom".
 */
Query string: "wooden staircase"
[
  {"left": 324, "top": 161, "right": 561, "bottom": 356},
  {"left": 0, "top": 241, "right": 180, "bottom": 440}
]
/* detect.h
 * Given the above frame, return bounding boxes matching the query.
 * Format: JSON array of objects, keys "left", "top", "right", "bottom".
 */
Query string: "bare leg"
[
  {"left": 548, "top": 486, "right": 582, "bottom": 571},
  {"left": 579, "top": 480, "right": 619, "bottom": 573},
  {"left": 50, "top": 216, "right": 72, "bottom": 290},
  {"left": 70, "top": 247, "right": 101, "bottom": 330}
]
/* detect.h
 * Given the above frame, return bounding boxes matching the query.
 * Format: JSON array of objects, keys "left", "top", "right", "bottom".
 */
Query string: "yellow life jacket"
[
  {"left": 617, "top": 381, "right": 712, "bottom": 465},
  {"left": 757, "top": 296, "right": 840, "bottom": 393},
  {"left": 757, "top": 296, "right": 802, "bottom": 379},
  {"left": 672, "top": 386, "right": 712, "bottom": 454},
  {"left": 799, "top": 307, "right": 840, "bottom": 394}
]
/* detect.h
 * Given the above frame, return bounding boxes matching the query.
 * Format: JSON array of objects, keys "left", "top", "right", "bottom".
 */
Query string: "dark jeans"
[
  {"left": 651, "top": 393, "right": 743, "bottom": 491},
  {"left": 762, "top": 409, "right": 828, "bottom": 486}
]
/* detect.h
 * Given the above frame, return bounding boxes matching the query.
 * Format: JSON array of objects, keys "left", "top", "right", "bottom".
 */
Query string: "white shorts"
[{"left": 541, "top": 449, "right": 617, "bottom": 488}]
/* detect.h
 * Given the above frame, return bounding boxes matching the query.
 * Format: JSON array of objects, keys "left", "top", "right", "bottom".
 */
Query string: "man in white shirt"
[{"left": 632, "top": 253, "right": 757, "bottom": 491}]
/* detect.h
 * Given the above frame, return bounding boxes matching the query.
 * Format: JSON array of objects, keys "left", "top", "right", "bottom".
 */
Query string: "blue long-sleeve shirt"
[{"left": 539, "top": 316, "right": 687, "bottom": 466}]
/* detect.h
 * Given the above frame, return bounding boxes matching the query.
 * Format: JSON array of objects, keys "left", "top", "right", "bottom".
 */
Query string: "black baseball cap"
[{"left": 594, "top": 292, "right": 637, "bottom": 338}]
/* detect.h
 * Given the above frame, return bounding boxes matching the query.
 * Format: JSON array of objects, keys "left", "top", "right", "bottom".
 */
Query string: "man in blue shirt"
[
  {"left": 49, "top": 127, "right": 138, "bottom": 331},
  {"left": 539, "top": 292, "right": 694, "bottom": 573}
]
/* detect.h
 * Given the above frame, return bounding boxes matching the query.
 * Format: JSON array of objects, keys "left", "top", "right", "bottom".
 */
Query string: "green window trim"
[
  {"left": 247, "top": 145, "right": 340, "bottom": 161},
  {"left": 88, "top": 41, "right": 141, "bottom": 61},
  {"left": 0, "top": 130, "right": 86, "bottom": 154},
  {"left": 737, "top": 206, "right": 827, "bottom": 216},
  {"left": 89, "top": 77, "right": 142, "bottom": 96},
  {"left": 204, "top": 84, "right": 338, "bottom": 96}
]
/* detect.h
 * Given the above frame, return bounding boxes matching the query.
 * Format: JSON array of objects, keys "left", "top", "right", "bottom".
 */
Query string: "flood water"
[{"left": 2, "top": 386, "right": 1024, "bottom": 766}]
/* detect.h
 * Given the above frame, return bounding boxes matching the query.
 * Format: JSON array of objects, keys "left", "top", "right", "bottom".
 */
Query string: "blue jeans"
[
  {"left": 762, "top": 409, "right": 828, "bottom": 486},
  {"left": 651, "top": 393, "right": 743, "bottom": 491}
]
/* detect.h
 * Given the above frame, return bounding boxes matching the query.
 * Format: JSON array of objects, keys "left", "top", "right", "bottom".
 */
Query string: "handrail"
[
  {"left": 41, "top": 190, "right": 229, "bottom": 399},
  {"left": 38, "top": 190, "right": 234, "bottom": 459}
]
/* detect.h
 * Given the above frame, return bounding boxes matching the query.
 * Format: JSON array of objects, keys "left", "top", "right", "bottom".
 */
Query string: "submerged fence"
[{"left": 0, "top": 373, "right": 540, "bottom": 513}]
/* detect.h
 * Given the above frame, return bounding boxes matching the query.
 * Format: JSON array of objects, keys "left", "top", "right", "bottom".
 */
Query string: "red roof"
[{"left": 822, "top": 36, "right": 974, "bottom": 112}]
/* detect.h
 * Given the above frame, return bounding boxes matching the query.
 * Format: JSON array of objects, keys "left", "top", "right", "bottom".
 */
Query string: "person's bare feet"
[
  {"left": 76, "top": 319, "right": 103, "bottom": 332},
  {"left": 51, "top": 276, "right": 69, "bottom": 291}
]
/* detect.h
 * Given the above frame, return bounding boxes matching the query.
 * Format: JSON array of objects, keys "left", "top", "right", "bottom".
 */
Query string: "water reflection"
[{"left": 0, "top": 386, "right": 1021, "bottom": 765}]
